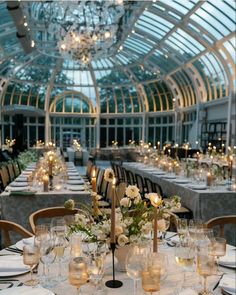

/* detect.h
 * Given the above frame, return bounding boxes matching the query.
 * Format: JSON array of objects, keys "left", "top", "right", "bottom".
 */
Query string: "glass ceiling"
[{"left": 0, "top": 0, "right": 235, "bottom": 114}]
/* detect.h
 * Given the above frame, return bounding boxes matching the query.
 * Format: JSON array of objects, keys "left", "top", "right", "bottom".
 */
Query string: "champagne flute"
[
  {"left": 177, "top": 218, "right": 188, "bottom": 241},
  {"left": 175, "top": 240, "right": 195, "bottom": 290},
  {"left": 197, "top": 253, "right": 216, "bottom": 295},
  {"left": 69, "top": 257, "right": 89, "bottom": 295},
  {"left": 23, "top": 244, "right": 40, "bottom": 286},
  {"left": 126, "top": 245, "right": 145, "bottom": 295},
  {"left": 40, "top": 238, "right": 56, "bottom": 288},
  {"left": 209, "top": 237, "right": 226, "bottom": 275}
]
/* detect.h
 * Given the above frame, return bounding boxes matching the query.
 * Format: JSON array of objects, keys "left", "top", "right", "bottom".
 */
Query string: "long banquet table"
[
  {"left": 123, "top": 162, "right": 236, "bottom": 245},
  {"left": 0, "top": 162, "right": 91, "bottom": 233},
  {"left": 0, "top": 233, "right": 235, "bottom": 295}
]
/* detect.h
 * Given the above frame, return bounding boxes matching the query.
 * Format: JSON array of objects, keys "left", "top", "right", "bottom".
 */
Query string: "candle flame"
[{"left": 112, "top": 177, "right": 116, "bottom": 185}]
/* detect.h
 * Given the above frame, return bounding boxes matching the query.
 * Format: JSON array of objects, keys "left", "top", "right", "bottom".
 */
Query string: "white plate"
[
  {"left": 0, "top": 256, "right": 30, "bottom": 277},
  {"left": 7, "top": 186, "right": 29, "bottom": 192},
  {"left": 68, "top": 176, "right": 81, "bottom": 180},
  {"left": 174, "top": 178, "right": 189, "bottom": 184},
  {"left": 15, "top": 237, "right": 35, "bottom": 251},
  {"left": 67, "top": 185, "right": 85, "bottom": 191},
  {"left": 219, "top": 252, "right": 236, "bottom": 269},
  {"left": 67, "top": 180, "right": 84, "bottom": 185},
  {"left": 15, "top": 177, "right": 28, "bottom": 182},
  {"left": 0, "top": 286, "right": 54, "bottom": 294},
  {"left": 67, "top": 172, "right": 79, "bottom": 176},
  {"left": 153, "top": 172, "right": 166, "bottom": 175},
  {"left": 219, "top": 274, "right": 236, "bottom": 295},
  {"left": 188, "top": 185, "right": 207, "bottom": 190},
  {"left": 161, "top": 174, "right": 176, "bottom": 179},
  {"left": 21, "top": 172, "right": 32, "bottom": 175},
  {"left": 10, "top": 182, "right": 28, "bottom": 187}
]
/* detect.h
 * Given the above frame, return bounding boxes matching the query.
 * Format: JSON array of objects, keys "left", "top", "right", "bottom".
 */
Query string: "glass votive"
[{"left": 70, "top": 234, "right": 82, "bottom": 257}]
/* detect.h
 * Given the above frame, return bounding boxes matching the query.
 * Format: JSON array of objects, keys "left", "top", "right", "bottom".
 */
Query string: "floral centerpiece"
[{"left": 17, "top": 150, "right": 38, "bottom": 170}]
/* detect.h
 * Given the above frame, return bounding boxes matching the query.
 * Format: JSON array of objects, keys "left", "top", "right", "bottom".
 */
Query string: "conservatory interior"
[{"left": 0, "top": 1, "right": 235, "bottom": 295}]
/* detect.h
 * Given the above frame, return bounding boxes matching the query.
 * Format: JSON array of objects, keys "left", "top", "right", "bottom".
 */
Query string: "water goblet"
[
  {"left": 69, "top": 256, "right": 89, "bottom": 295},
  {"left": 177, "top": 218, "right": 188, "bottom": 241},
  {"left": 209, "top": 237, "right": 226, "bottom": 275},
  {"left": 126, "top": 245, "right": 145, "bottom": 295},
  {"left": 23, "top": 244, "right": 40, "bottom": 286},
  {"left": 197, "top": 252, "right": 216, "bottom": 295}
]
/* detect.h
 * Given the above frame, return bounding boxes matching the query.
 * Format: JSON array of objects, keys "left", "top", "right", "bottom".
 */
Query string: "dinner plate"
[
  {"left": 15, "top": 177, "right": 28, "bottom": 182},
  {"left": 67, "top": 172, "right": 79, "bottom": 176},
  {"left": 0, "top": 286, "right": 54, "bottom": 294},
  {"left": 153, "top": 171, "right": 166, "bottom": 175},
  {"left": 161, "top": 174, "right": 176, "bottom": 179},
  {"left": 219, "top": 252, "right": 236, "bottom": 268},
  {"left": 68, "top": 176, "right": 82, "bottom": 180},
  {"left": 10, "top": 182, "right": 28, "bottom": 187},
  {"left": 0, "top": 256, "right": 30, "bottom": 277},
  {"left": 21, "top": 171, "right": 32, "bottom": 175},
  {"left": 219, "top": 274, "right": 236, "bottom": 295},
  {"left": 174, "top": 178, "right": 189, "bottom": 184},
  {"left": 188, "top": 185, "right": 207, "bottom": 190},
  {"left": 7, "top": 186, "right": 29, "bottom": 192},
  {"left": 67, "top": 180, "right": 84, "bottom": 185},
  {"left": 15, "top": 237, "right": 35, "bottom": 251},
  {"left": 67, "top": 185, "right": 85, "bottom": 191}
]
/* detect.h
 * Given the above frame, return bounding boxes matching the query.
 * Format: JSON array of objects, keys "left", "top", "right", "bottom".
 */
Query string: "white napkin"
[
  {"left": 67, "top": 185, "right": 85, "bottom": 191},
  {"left": 0, "top": 256, "right": 29, "bottom": 273},
  {"left": 219, "top": 274, "right": 236, "bottom": 294},
  {"left": 0, "top": 286, "right": 54, "bottom": 294},
  {"left": 219, "top": 251, "right": 236, "bottom": 267},
  {"left": 178, "top": 288, "right": 198, "bottom": 295},
  {"left": 188, "top": 184, "right": 207, "bottom": 190},
  {"left": 67, "top": 180, "right": 84, "bottom": 185}
]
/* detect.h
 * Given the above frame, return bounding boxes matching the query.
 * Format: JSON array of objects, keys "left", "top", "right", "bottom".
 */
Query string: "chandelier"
[{"left": 29, "top": 0, "right": 125, "bottom": 64}]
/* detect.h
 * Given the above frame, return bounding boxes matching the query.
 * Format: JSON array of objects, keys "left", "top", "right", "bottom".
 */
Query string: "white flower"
[
  {"left": 117, "top": 234, "right": 129, "bottom": 247},
  {"left": 74, "top": 213, "right": 86, "bottom": 225},
  {"left": 115, "top": 226, "right": 123, "bottom": 236},
  {"left": 125, "top": 185, "right": 140, "bottom": 199},
  {"left": 157, "top": 219, "right": 166, "bottom": 232},
  {"left": 104, "top": 168, "right": 115, "bottom": 182},
  {"left": 141, "top": 222, "right": 152, "bottom": 235},
  {"left": 133, "top": 193, "right": 142, "bottom": 204},
  {"left": 146, "top": 193, "right": 162, "bottom": 207},
  {"left": 120, "top": 197, "right": 131, "bottom": 207}
]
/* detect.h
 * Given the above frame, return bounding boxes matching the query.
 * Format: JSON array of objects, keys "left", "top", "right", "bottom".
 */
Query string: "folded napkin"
[
  {"left": 219, "top": 275, "right": 236, "bottom": 294},
  {"left": 0, "top": 256, "right": 29, "bottom": 273},
  {"left": 10, "top": 191, "right": 36, "bottom": 197},
  {"left": 188, "top": 184, "right": 207, "bottom": 190},
  {"left": 0, "top": 286, "right": 54, "bottom": 294},
  {"left": 219, "top": 251, "right": 236, "bottom": 267}
]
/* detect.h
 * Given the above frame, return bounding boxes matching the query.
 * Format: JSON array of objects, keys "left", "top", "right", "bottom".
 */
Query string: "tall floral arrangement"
[{"left": 18, "top": 150, "right": 38, "bottom": 170}]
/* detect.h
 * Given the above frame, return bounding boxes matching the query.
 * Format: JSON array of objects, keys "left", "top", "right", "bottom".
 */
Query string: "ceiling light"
[
  {"left": 104, "top": 30, "right": 111, "bottom": 39},
  {"left": 23, "top": 22, "right": 28, "bottom": 27},
  {"left": 31, "top": 40, "right": 35, "bottom": 48}
]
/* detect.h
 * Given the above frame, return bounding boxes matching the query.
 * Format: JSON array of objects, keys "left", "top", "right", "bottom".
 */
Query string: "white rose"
[
  {"left": 125, "top": 185, "right": 140, "bottom": 199},
  {"left": 115, "top": 226, "right": 123, "bottom": 236},
  {"left": 117, "top": 234, "right": 129, "bottom": 247},
  {"left": 141, "top": 222, "right": 152, "bottom": 234},
  {"left": 133, "top": 193, "right": 142, "bottom": 204},
  {"left": 146, "top": 193, "right": 162, "bottom": 207},
  {"left": 157, "top": 219, "right": 166, "bottom": 232},
  {"left": 120, "top": 197, "right": 131, "bottom": 207},
  {"left": 74, "top": 214, "right": 86, "bottom": 225}
]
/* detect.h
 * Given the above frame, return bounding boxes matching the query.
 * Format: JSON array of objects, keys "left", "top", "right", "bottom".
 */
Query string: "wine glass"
[
  {"left": 39, "top": 237, "right": 56, "bottom": 288},
  {"left": 141, "top": 252, "right": 162, "bottom": 295},
  {"left": 209, "top": 237, "right": 226, "bottom": 275},
  {"left": 126, "top": 245, "right": 145, "bottom": 295},
  {"left": 188, "top": 219, "right": 204, "bottom": 241},
  {"left": 69, "top": 257, "right": 89, "bottom": 295},
  {"left": 51, "top": 218, "right": 67, "bottom": 281},
  {"left": 175, "top": 239, "right": 195, "bottom": 290},
  {"left": 197, "top": 252, "right": 216, "bottom": 295},
  {"left": 23, "top": 244, "right": 40, "bottom": 286},
  {"left": 177, "top": 218, "right": 188, "bottom": 241}
]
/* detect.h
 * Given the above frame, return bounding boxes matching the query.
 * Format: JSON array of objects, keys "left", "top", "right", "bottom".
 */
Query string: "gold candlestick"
[{"left": 91, "top": 169, "right": 96, "bottom": 192}]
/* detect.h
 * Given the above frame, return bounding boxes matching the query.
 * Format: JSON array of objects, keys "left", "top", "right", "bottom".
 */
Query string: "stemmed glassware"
[
  {"left": 177, "top": 218, "right": 188, "bottom": 241},
  {"left": 23, "top": 244, "right": 40, "bottom": 286},
  {"left": 209, "top": 237, "right": 226, "bottom": 275},
  {"left": 69, "top": 256, "right": 89, "bottom": 295},
  {"left": 175, "top": 239, "right": 195, "bottom": 290},
  {"left": 126, "top": 245, "right": 145, "bottom": 295},
  {"left": 197, "top": 252, "right": 216, "bottom": 295},
  {"left": 51, "top": 217, "right": 68, "bottom": 281}
]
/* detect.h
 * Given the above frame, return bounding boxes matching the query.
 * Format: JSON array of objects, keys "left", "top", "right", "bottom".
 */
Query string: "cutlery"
[
  {"left": 0, "top": 254, "right": 18, "bottom": 256},
  {"left": 5, "top": 247, "right": 23, "bottom": 254},
  {"left": 213, "top": 273, "right": 224, "bottom": 291},
  {"left": 166, "top": 233, "right": 178, "bottom": 240}
]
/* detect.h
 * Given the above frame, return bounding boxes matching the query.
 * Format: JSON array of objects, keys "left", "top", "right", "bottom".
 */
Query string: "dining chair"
[
  {"left": 12, "top": 161, "right": 21, "bottom": 178},
  {"left": 0, "top": 220, "right": 33, "bottom": 249},
  {"left": 144, "top": 177, "right": 154, "bottom": 193},
  {"left": 205, "top": 215, "right": 236, "bottom": 238},
  {"left": 29, "top": 207, "right": 79, "bottom": 234},
  {"left": 0, "top": 165, "right": 10, "bottom": 191},
  {"left": 135, "top": 173, "right": 147, "bottom": 198},
  {"left": 6, "top": 162, "right": 15, "bottom": 182}
]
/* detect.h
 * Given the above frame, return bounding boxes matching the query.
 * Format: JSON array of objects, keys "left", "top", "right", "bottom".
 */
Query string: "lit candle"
[
  {"left": 110, "top": 177, "right": 116, "bottom": 244},
  {"left": 91, "top": 169, "right": 96, "bottom": 192},
  {"left": 157, "top": 141, "right": 160, "bottom": 153},
  {"left": 206, "top": 172, "right": 212, "bottom": 187},
  {"left": 185, "top": 144, "right": 189, "bottom": 160},
  {"left": 196, "top": 152, "right": 200, "bottom": 168},
  {"left": 150, "top": 194, "right": 162, "bottom": 253},
  {"left": 43, "top": 175, "right": 49, "bottom": 192},
  {"left": 228, "top": 155, "right": 233, "bottom": 180},
  {"left": 48, "top": 155, "right": 53, "bottom": 176}
]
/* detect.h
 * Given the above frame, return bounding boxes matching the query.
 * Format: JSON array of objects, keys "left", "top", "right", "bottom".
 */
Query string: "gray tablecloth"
[{"left": 123, "top": 162, "right": 236, "bottom": 245}]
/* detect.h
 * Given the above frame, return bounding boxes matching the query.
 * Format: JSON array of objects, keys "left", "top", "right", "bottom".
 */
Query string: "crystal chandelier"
[{"left": 31, "top": 0, "right": 125, "bottom": 64}]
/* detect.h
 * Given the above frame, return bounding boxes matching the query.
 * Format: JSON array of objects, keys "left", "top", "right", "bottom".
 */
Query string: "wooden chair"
[
  {"left": 12, "top": 161, "right": 21, "bottom": 178},
  {"left": 205, "top": 215, "right": 236, "bottom": 238},
  {"left": 135, "top": 173, "right": 147, "bottom": 198},
  {"left": 0, "top": 166, "right": 10, "bottom": 191},
  {"left": 6, "top": 163, "right": 15, "bottom": 182},
  {"left": 0, "top": 220, "right": 33, "bottom": 248},
  {"left": 29, "top": 207, "right": 79, "bottom": 234},
  {"left": 144, "top": 177, "right": 154, "bottom": 193}
]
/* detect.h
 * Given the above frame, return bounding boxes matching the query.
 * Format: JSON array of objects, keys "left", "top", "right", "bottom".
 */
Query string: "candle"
[
  {"left": 153, "top": 206, "right": 158, "bottom": 253},
  {"left": 48, "top": 155, "right": 53, "bottom": 176},
  {"left": 91, "top": 169, "right": 96, "bottom": 192},
  {"left": 196, "top": 152, "right": 200, "bottom": 168},
  {"left": 206, "top": 172, "right": 212, "bottom": 187},
  {"left": 157, "top": 141, "right": 160, "bottom": 153},
  {"left": 185, "top": 144, "right": 189, "bottom": 160},
  {"left": 43, "top": 175, "right": 49, "bottom": 192},
  {"left": 110, "top": 177, "right": 116, "bottom": 244},
  {"left": 228, "top": 155, "right": 233, "bottom": 180}
]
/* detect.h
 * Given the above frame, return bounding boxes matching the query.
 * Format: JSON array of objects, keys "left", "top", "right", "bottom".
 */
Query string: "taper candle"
[
  {"left": 153, "top": 206, "right": 158, "bottom": 253},
  {"left": 110, "top": 177, "right": 116, "bottom": 244},
  {"left": 91, "top": 169, "right": 97, "bottom": 192},
  {"left": 43, "top": 175, "right": 49, "bottom": 192},
  {"left": 206, "top": 172, "right": 212, "bottom": 187}
]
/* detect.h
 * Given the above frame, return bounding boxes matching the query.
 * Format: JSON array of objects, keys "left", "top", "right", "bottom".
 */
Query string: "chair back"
[
  {"left": 126, "top": 170, "right": 136, "bottom": 185},
  {"left": 29, "top": 207, "right": 79, "bottom": 234},
  {"left": 116, "top": 182, "right": 127, "bottom": 206},
  {"left": 205, "top": 215, "right": 236, "bottom": 238},
  {"left": 0, "top": 166, "right": 10, "bottom": 190},
  {"left": 6, "top": 163, "right": 15, "bottom": 182},
  {"left": 96, "top": 169, "right": 104, "bottom": 192},
  {"left": 144, "top": 177, "right": 154, "bottom": 193},
  {"left": 0, "top": 220, "right": 33, "bottom": 248},
  {"left": 13, "top": 161, "right": 21, "bottom": 178},
  {"left": 152, "top": 182, "right": 164, "bottom": 197},
  {"left": 135, "top": 173, "right": 146, "bottom": 196}
]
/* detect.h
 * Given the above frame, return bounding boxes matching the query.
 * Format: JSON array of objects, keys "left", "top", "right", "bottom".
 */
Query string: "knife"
[{"left": 212, "top": 273, "right": 224, "bottom": 291}]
